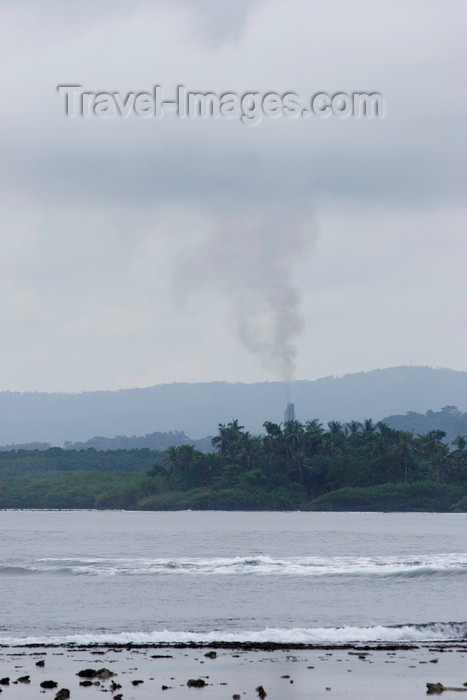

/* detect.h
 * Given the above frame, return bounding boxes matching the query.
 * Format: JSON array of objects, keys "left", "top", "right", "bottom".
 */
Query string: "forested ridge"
[
  {"left": 1, "top": 367, "right": 466, "bottom": 445},
  {"left": 384, "top": 405, "right": 467, "bottom": 446},
  {"left": 0, "top": 416, "right": 466, "bottom": 511}
]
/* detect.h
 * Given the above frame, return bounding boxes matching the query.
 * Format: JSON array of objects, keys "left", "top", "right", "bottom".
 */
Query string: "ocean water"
[{"left": 0, "top": 510, "right": 466, "bottom": 645}]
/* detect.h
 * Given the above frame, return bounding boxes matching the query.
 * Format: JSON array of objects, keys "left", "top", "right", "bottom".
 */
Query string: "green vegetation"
[
  {"left": 305, "top": 482, "right": 467, "bottom": 512},
  {"left": 0, "top": 446, "right": 161, "bottom": 477},
  {"left": 0, "top": 418, "right": 466, "bottom": 511},
  {"left": 0, "top": 448, "right": 161, "bottom": 509},
  {"left": 0, "top": 472, "right": 138, "bottom": 509}
]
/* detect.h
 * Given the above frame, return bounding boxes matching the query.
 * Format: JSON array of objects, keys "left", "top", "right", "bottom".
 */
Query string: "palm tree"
[
  {"left": 177, "top": 444, "right": 200, "bottom": 468},
  {"left": 283, "top": 420, "right": 305, "bottom": 450},
  {"left": 450, "top": 435, "right": 467, "bottom": 483},
  {"left": 452, "top": 435, "right": 467, "bottom": 452},
  {"left": 418, "top": 430, "right": 447, "bottom": 480},
  {"left": 164, "top": 445, "right": 180, "bottom": 472},
  {"left": 327, "top": 420, "right": 343, "bottom": 433},
  {"left": 327, "top": 421, "right": 346, "bottom": 454},
  {"left": 304, "top": 419, "right": 324, "bottom": 457},
  {"left": 211, "top": 424, "right": 230, "bottom": 456},
  {"left": 305, "top": 419, "right": 324, "bottom": 435},
  {"left": 360, "top": 418, "right": 379, "bottom": 457},
  {"left": 347, "top": 420, "right": 362, "bottom": 440},
  {"left": 212, "top": 420, "right": 245, "bottom": 461},
  {"left": 362, "top": 418, "right": 376, "bottom": 435},
  {"left": 263, "top": 421, "right": 282, "bottom": 445},
  {"left": 392, "top": 431, "right": 417, "bottom": 481},
  {"left": 238, "top": 433, "right": 262, "bottom": 468},
  {"left": 376, "top": 421, "right": 397, "bottom": 442}
]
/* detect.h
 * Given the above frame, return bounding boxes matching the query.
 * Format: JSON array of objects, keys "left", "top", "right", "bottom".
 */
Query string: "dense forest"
[
  {"left": 0, "top": 448, "right": 162, "bottom": 509},
  {"left": 0, "top": 417, "right": 466, "bottom": 511}
]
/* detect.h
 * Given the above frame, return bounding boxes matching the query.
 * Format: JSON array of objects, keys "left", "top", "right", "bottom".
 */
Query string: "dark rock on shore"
[
  {"left": 96, "top": 668, "right": 114, "bottom": 679},
  {"left": 151, "top": 654, "right": 173, "bottom": 658},
  {"left": 40, "top": 680, "right": 58, "bottom": 688},
  {"left": 55, "top": 690, "right": 70, "bottom": 700},
  {"left": 187, "top": 678, "right": 207, "bottom": 687},
  {"left": 427, "top": 683, "right": 467, "bottom": 694},
  {"left": 77, "top": 667, "right": 114, "bottom": 679}
]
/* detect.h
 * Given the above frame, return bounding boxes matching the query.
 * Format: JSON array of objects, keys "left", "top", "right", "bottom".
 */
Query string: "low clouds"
[
  {"left": 0, "top": 0, "right": 466, "bottom": 390},
  {"left": 3, "top": 0, "right": 466, "bottom": 209}
]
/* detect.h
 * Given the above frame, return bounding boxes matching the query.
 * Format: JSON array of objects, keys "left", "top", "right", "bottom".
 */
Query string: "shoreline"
[
  {"left": 1, "top": 641, "right": 460, "bottom": 650},
  {"left": 1, "top": 641, "right": 465, "bottom": 699}
]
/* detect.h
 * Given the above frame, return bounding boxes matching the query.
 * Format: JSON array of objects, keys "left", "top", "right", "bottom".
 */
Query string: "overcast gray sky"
[{"left": 1, "top": 0, "right": 466, "bottom": 392}]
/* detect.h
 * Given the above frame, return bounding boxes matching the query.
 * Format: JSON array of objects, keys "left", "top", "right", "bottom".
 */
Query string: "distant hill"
[
  {"left": 0, "top": 366, "right": 466, "bottom": 445},
  {"left": 0, "top": 442, "right": 52, "bottom": 452},
  {"left": 63, "top": 432, "right": 213, "bottom": 453},
  {"left": 383, "top": 406, "right": 467, "bottom": 447}
]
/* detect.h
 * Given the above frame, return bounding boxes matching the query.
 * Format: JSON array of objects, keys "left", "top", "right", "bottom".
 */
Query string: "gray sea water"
[{"left": 0, "top": 510, "right": 466, "bottom": 645}]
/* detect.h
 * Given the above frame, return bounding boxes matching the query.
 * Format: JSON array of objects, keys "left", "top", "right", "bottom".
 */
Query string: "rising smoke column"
[{"left": 173, "top": 201, "right": 314, "bottom": 383}]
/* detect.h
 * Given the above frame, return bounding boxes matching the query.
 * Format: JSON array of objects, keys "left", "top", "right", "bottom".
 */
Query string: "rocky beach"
[{"left": 0, "top": 642, "right": 466, "bottom": 700}]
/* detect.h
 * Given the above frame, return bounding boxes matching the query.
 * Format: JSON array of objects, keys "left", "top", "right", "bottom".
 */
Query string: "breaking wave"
[
  {"left": 1, "top": 621, "right": 465, "bottom": 647},
  {"left": 1, "top": 554, "right": 466, "bottom": 578}
]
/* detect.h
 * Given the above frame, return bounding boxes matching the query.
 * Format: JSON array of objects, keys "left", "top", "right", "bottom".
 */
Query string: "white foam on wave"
[
  {"left": 8, "top": 553, "right": 466, "bottom": 578},
  {"left": 1, "top": 622, "right": 465, "bottom": 647}
]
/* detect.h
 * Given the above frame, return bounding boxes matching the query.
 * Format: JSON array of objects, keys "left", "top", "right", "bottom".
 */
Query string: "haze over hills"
[{"left": 1, "top": 366, "right": 466, "bottom": 446}]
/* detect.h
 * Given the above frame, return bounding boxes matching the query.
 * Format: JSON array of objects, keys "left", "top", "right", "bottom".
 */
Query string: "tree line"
[
  {"left": 155, "top": 418, "right": 467, "bottom": 498},
  {"left": 0, "top": 417, "right": 466, "bottom": 510}
]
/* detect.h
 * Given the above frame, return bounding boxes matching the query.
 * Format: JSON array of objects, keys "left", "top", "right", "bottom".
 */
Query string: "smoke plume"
[{"left": 173, "top": 201, "right": 314, "bottom": 382}]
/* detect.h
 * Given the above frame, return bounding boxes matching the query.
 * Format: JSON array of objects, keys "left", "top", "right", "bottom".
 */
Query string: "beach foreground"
[{"left": 0, "top": 642, "right": 465, "bottom": 700}]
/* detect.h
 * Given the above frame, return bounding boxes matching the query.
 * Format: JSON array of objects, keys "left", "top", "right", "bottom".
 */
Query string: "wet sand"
[{"left": 0, "top": 641, "right": 466, "bottom": 699}]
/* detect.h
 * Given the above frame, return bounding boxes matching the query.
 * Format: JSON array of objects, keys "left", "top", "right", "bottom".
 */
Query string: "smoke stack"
[{"left": 284, "top": 402, "right": 295, "bottom": 423}]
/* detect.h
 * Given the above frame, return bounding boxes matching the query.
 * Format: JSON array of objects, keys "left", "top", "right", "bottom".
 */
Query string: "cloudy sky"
[{"left": 1, "top": 0, "right": 466, "bottom": 392}]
